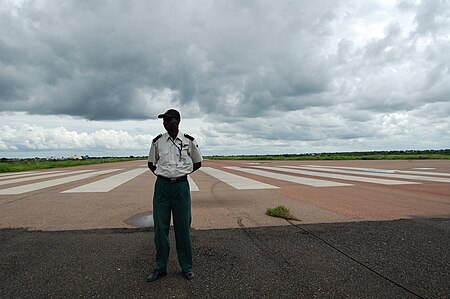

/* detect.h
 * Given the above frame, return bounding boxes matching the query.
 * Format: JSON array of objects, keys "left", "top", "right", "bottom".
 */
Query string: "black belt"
[{"left": 157, "top": 175, "right": 187, "bottom": 183}]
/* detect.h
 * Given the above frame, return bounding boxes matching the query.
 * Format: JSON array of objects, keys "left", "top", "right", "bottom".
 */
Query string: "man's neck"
[{"left": 168, "top": 130, "right": 179, "bottom": 140}]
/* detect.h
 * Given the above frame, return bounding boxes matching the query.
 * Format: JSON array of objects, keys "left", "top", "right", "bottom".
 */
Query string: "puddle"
[{"left": 125, "top": 212, "right": 154, "bottom": 228}]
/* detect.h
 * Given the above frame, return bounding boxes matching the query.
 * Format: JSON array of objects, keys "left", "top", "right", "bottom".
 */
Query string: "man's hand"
[
  {"left": 148, "top": 162, "right": 157, "bottom": 174},
  {"left": 192, "top": 162, "right": 201, "bottom": 173}
]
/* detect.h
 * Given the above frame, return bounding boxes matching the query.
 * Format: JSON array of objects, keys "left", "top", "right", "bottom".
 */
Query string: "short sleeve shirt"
[{"left": 148, "top": 131, "right": 203, "bottom": 178}]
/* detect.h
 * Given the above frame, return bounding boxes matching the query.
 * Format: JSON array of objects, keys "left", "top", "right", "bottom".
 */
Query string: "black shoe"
[
  {"left": 182, "top": 271, "right": 194, "bottom": 280},
  {"left": 147, "top": 270, "right": 167, "bottom": 282}
]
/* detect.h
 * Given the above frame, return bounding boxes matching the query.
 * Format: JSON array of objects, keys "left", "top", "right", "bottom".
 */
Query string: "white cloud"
[
  {"left": 0, "top": 0, "right": 449, "bottom": 157},
  {"left": 0, "top": 124, "right": 153, "bottom": 151}
]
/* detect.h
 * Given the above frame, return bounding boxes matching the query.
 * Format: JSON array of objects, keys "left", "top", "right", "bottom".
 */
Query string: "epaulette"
[
  {"left": 184, "top": 133, "right": 195, "bottom": 141},
  {"left": 152, "top": 134, "right": 162, "bottom": 143}
]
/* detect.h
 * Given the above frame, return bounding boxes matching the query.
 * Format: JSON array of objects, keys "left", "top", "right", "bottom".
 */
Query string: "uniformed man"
[{"left": 146, "top": 109, "right": 202, "bottom": 282}]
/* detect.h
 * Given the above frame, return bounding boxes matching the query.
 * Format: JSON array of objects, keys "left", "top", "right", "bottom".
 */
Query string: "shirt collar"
[{"left": 164, "top": 131, "right": 183, "bottom": 141}]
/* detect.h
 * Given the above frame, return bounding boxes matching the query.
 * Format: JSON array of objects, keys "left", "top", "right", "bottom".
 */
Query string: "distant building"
[{"left": 68, "top": 155, "right": 82, "bottom": 160}]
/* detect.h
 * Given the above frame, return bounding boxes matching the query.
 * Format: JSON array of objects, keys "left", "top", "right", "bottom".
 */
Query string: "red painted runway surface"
[{"left": 1, "top": 160, "right": 449, "bottom": 231}]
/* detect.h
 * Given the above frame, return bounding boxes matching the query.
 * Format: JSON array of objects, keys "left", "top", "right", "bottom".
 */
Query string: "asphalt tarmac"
[{"left": 1, "top": 217, "right": 449, "bottom": 298}]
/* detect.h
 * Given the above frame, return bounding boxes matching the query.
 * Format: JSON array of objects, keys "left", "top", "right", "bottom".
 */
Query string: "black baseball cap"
[{"left": 158, "top": 109, "right": 181, "bottom": 121}]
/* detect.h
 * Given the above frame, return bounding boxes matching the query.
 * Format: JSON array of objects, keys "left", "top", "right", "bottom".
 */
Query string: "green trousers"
[{"left": 153, "top": 178, "right": 192, "bottom": 273}]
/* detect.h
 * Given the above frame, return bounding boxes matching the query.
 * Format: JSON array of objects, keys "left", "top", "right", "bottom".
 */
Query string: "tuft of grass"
[{"left": 266, "top": 205, "right": 300, "bottom": 221}]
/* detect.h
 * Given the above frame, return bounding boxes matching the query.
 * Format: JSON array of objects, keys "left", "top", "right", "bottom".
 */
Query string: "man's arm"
[
  {"left": 192, "top": 162, "right": 201, "bottom": 173},
  {"left": 148, "top": 162, "right": 157, "bottom": 174},
  {"left": 185, "top": 133, "right": 202, "bottom": 173},
  {"left": 148, "top": 134, "right": 161, "bottom": 175}
]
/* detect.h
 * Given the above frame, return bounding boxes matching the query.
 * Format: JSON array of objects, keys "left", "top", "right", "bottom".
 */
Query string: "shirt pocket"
[
  {"left": 159, "top": 150, "right": 170, "bottom": 165},
  {"left": 180, "top": 147, "right": 191, "bottom": 163}
]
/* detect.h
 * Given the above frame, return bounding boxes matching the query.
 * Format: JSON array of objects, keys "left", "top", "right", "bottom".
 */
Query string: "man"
[{"left": 147, "top": 109, "right": 202, "bottom": 282}]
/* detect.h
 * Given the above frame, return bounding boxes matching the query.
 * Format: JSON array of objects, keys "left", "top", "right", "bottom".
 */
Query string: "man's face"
[{"left": 163, "top": 117, "right": 179, "bottom": 132}]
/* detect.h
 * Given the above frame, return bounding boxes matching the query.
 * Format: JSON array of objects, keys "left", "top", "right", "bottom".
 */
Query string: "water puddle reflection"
[{"left": 125, "top": 212, "right": 154, "bottom": 228}]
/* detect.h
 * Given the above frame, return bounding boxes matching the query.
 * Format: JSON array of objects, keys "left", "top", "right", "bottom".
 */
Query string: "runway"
[
  {"left": 0, "top": 159, "right": 449, "bottom": 231},
  {"left": 1, "top": 159, "right": 449, "bottom": 298}
]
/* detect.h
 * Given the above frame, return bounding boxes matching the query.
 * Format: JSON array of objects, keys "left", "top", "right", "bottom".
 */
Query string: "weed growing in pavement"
[{"left": 266, "top": 205, "right": 300, "bottom": 221}]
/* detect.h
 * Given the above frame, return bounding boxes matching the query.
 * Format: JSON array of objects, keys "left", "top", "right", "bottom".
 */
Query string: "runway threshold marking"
[
  {"left": 62, "top": 168, "right": 148, "bottom": 193},
  {"left": 296, "top": 166, "right": 450, "bottom": 183},
  {"left": 252, "top": 166, "right": 419, "bottom": 185},
  {"left": 225, "top": 167, "right": 352, "bottom": 187},
  {"left": 316, "top": 166, "right": 450, "bottom": 177},
  {"left": 0, "top": 170, "right": 91, "bottom": 186},
  {"left": 188, "top": 176, "right": 199, "bottom": 191},
  {"left": 305, "top": 165, "right": 450, "bottom": 177},
  {"left": 0, "top": 169, "right": 121, "bottom": 195},
  {"left": 0, "top": 171, "right": 37, "bottom": 178},
  {"left": 200, "top": 167, "right": 279, "bottom": 190}
]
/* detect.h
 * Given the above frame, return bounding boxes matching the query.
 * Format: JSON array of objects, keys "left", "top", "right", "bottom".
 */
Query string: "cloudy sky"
[{"left": 1, "top": 0, "right": 449, "bottom": 158}]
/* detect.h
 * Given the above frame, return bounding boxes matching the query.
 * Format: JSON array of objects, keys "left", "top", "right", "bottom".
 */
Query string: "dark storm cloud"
[{"left": 0, "top": 0, "right": 339, "bottom": 120}]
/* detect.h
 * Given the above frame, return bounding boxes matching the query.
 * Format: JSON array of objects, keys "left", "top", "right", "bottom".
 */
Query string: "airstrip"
[
  {"left": 1, "top": 160, "right": 449, "bottom": 298},
  {"left": 0, "top": 159, "right": 449, "bottom": 230}
]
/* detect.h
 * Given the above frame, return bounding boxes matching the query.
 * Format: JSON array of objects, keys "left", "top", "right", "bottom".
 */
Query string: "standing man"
[{"left": 147, "top": 109, "right": 202, "bottom": 282}]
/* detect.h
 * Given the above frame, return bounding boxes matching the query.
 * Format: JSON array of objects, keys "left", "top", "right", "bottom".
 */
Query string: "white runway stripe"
[
  {"left": 62, "top": 168, "right": 148, "bottom": 193},
  {"left": 201, "top": 167, "right": 278, "bottom": 190},
  {"left": 305, "top": 165, "right": 397, "bottom": 173},
  {"left": 0, "top": 170, "right": 92, "bottom": 186},
  {"left": 225, "top": 167, "right": 352, "bottom": 187},
  {"left": 0, "top": 169, "right": 121, "bottom": 195},
  {"left": 305, "top": 165, "right": 450, "bottom": 177},
  {"left": 0, "top": 171, "right": 35, "bottom": 178},
  {"left": 0, "top": 171, "right": 63, "bottom": 181},
  {"left": 188, "top": 176, "right": 199, "bottom": 191},
  {"left": 296, "top": 166, "right": 450, "bottom": 183},
  {"left": 255, "top": 166, "right": 419, "bottom": 185}
]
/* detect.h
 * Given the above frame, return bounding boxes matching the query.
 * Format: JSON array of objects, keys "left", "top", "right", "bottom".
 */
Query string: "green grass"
[
  {"left": 0, "top": 157, "right": 144, "bottom": 173},
  {"left": 266, "top": 205, "right": 300, "bottom": 221},
  {"left": 205, "top": 149, "right": 450, "bottom": 160},
  {"left": 3, "top": 149, "right": 449, "bottom": 173}
]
